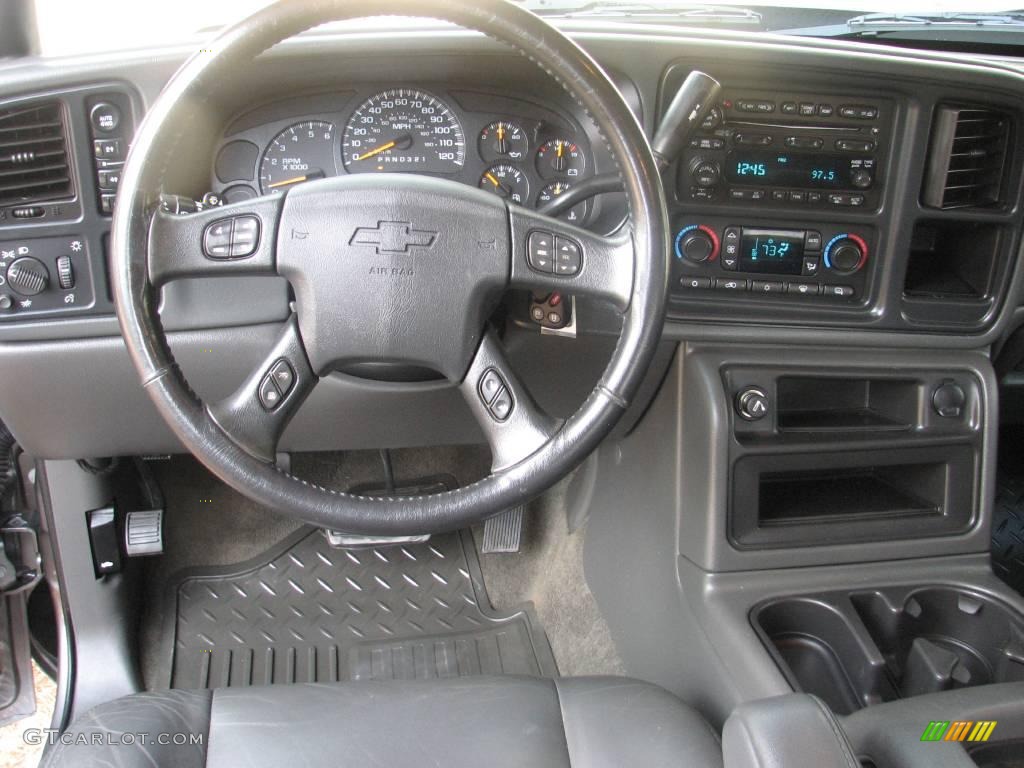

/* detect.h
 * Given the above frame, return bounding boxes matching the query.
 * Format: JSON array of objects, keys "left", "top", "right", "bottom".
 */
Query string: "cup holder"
[{"left": 753, "top": 586, "right": 1024, "bottom": 714}]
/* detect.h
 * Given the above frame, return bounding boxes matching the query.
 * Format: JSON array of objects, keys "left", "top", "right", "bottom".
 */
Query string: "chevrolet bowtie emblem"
[{"left": 349, "top": 221, "right": 437, "bottom": 254}]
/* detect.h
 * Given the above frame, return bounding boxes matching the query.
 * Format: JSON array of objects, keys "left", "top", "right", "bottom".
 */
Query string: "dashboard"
[{"left": 1, "top": 22, "right": 1024, "bottom": 460}]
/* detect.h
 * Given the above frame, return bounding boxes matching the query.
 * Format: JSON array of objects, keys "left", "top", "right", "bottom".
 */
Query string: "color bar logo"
[{"left": 921, "top": 721, "right": 997, "bottom": 743}]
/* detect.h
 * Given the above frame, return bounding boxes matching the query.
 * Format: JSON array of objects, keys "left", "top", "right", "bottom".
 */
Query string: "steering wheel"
[{"left": 111, "top": 0, "right": 669, "bottom": 535}]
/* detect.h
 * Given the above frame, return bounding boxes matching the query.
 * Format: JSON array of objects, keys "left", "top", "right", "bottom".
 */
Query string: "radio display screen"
[
  {"left": 739, "top": 228, "right": 805, "bottom": 274},
  {"left": 726, "top": 151, "right": 850, "bottom": 188}
]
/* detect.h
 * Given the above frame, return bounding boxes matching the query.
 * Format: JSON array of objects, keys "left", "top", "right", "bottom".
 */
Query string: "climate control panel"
[{"left": 672, "top": 219, "right": 872, "bottom": 301}]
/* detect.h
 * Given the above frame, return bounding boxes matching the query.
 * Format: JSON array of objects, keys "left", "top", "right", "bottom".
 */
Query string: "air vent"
[
  {"left": 0, "top": 102, "right": 73, "bottom": 207},
  {"left": 923, "top": 106, "right": 1011, "bottom": 210}
]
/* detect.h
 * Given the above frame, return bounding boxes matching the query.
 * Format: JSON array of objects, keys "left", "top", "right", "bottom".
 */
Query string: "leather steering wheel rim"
[{"left": 111, "top": 0, "right": 669, "bottom": 535}]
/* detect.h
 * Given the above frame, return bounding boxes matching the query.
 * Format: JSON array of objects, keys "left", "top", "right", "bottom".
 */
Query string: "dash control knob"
[
  {"left": 675, "top": 225, "right": 720, "bottom": 264},
  {"left": 850, "top": 169, "right": 873, "bottom": 189},
  {"left": 6, "top": 257, "right": 49, "bottom": 296},
  {"left": 680, "top": 231, "right": 714, "bottom": 263},
  {"left": 824, "top": 234, "right": 868, "bottom": 276},
  {"left": 689, "top": 157, "right": 721, "bottom": 188}
]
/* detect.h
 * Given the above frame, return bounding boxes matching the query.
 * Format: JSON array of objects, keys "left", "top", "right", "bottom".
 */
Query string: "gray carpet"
[
  {"left": 474, "top": 474, "right": 627, "bottom": 678},
  {"left": 140, "top": 449, "right": 625, "bottom": 689}
]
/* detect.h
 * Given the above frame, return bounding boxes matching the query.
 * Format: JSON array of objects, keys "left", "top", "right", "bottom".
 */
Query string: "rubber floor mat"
[{"left": 160, "top": 529, "right": 557, "bottom": 689}]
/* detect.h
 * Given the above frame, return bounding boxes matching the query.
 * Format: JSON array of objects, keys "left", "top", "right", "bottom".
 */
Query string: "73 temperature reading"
[{"left": 750, "top": 238, "right": 791, "bottom": 261}]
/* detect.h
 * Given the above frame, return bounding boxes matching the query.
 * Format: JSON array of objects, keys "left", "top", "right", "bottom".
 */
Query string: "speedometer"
[{"left": 342, "top": 89, "right": 466, "bottom": 174}]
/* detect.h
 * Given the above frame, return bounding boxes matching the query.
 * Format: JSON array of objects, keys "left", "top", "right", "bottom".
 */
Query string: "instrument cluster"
[{"left": 214, "top": 86, "right": 595, "bottom": 225}]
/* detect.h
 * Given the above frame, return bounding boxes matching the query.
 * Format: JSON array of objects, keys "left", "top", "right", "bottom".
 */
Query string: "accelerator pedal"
[{"left": 481, "top": 505, "right": 524, "bottom": 554}]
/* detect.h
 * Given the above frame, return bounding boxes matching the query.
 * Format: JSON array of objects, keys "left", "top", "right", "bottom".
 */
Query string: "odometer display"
[{"left": 342, "top": 89, "right": 466, "bottom": 173}]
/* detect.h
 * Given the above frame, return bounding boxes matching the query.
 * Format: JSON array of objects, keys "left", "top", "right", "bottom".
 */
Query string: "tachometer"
[
  {"left": 342, "top": 89, "right": 466, "bottom": 174},
  {"left": 259, "top": 121, "right": 338, "bottom": 194}
]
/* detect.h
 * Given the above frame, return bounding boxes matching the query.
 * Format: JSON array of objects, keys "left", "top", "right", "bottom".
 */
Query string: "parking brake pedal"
[{"left": 481, "top": 506, "right": 524, "bottom": 554}]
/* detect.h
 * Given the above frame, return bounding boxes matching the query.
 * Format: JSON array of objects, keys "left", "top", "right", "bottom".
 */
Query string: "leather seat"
[{"left": 41, "top": 676, "right": 723, "bottom": 767}]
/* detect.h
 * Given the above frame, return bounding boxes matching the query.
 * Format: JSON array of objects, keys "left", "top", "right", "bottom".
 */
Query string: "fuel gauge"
[
  {"left": 479, "top": 121, "right": 528, "bottom": 162},
  {"left": 480, "top": 164, "right": 530, "bottom": 205}
]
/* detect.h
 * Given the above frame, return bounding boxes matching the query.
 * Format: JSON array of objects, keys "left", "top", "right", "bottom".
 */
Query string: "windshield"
[{"left": 30, "top": 0, "right": 1024, "bottom": 56}]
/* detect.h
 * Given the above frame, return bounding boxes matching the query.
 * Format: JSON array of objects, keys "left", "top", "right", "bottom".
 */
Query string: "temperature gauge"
[
  {"left": 479, "top": 121, "right": 528, "bottom": 162},
  {"left": 536, "top": 138, "right": 585, "bottom": 178},
  {"left": 480, "top": 164, "right": 530, "bottom": 205},
  {"left": 537, "top": 181, "right": 590, "bottom": 224}
]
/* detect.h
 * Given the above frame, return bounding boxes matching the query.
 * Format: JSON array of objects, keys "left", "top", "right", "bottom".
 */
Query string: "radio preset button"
[
  {"left": 771, "top": 190, "right": 787, "bottom": 202},
  {"left": 690, "top": 137, "right": 725, "bottom": 150},
  {"left": 781, "top": 102, "right": 798, "bottom": 115},
  {"left": 735, "top": 133, "right": 773, "bottom": 146},
  {"left": 839, "top": 104, "right": 879, "bottom": 120},
  {"left": 788, "top": 191, "right": 806, "bottom": 203},
  {"left": 835, "top": 139, "right": 876, "bottom": 152},
  {"left": 784, "top": 136, "right": 824, "bottom": 149},
  {"left": 807, "top": 192, "right": 823, "bottom": 204}
]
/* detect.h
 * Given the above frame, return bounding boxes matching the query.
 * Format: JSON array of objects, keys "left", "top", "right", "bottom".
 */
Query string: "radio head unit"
[{"left": 677, "top": 90, "right": 890, "bottom": 210}]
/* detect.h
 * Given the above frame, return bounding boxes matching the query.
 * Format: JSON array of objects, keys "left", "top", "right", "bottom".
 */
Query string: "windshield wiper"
[
  {"left": 523, "top": 0, "right": 763, "bottom": 25},
  {"left": 782, "top": 11, "right": 1024, "bottom": 40}
]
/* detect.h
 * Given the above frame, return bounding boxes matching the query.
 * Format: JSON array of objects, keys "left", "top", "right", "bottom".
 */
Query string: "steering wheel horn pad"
[
  {"left": 112, "top": 0, "right": 669, "bottom": 534},
  {"left": 278, "top": 174, "right": 509, "bottom": 381}
]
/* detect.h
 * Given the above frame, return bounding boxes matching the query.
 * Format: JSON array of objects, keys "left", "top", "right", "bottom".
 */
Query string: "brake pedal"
[
  {"left": 124, "top": 509, "right": 164, "bottom": 557},
  {"left": 481, "top": 506, "right": 524, "bottom": 554}
]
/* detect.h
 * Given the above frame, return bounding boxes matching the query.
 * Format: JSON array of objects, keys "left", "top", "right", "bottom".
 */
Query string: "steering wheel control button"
[
  {"left": 489, "top": 388, "right": 514, "bottom": 421},
  {"left": 258, "top": 376, "right": 281, "bottom": 410},
  {"left": 478, "top": 368, "right": 514, "bottom": 421},
  {"left": 736, "top": 387, "right": 770, "bottom": 422},
  {"left": 527, "top": 231, "right": 554, "bottom": 273},
  {"left": 203, "top": 219, "right": 233, "bottom": 259},
  {"left": 203, "top": 215, "right": 262, "bottom": 260},
  {"left": 270, "top": 359, "right": 295, "bottom": 397},
  {"left": 479, "top": 369, "right": 504, "bottom": 404},
  {"left": 555, "top": 236, "right": 582, "bottom": 275},
  {"left": 231, "top": 216, "right": 261, "bottom": 258}
]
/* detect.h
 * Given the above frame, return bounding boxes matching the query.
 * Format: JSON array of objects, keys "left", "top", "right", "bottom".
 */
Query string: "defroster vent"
[
  {"left": 0, "top": 102, "right": 73, "bottom": 207},
  {"left": 923, "top": 105, "right": 1011, "bottom": 210}
]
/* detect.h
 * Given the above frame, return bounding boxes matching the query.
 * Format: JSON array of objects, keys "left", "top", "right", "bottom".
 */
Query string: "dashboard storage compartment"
[
  {"left": 776, "top": 376, "right": 916, "bottom": 432},
  {"left": 754, "top": 587, "right": 1024, "bottom": 714},
  {"left": 731, "top": 445, "right": 976, "bottom": 548},
  {"left": 904, "top": 220, "right": 1004, "bottom": 300}
]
